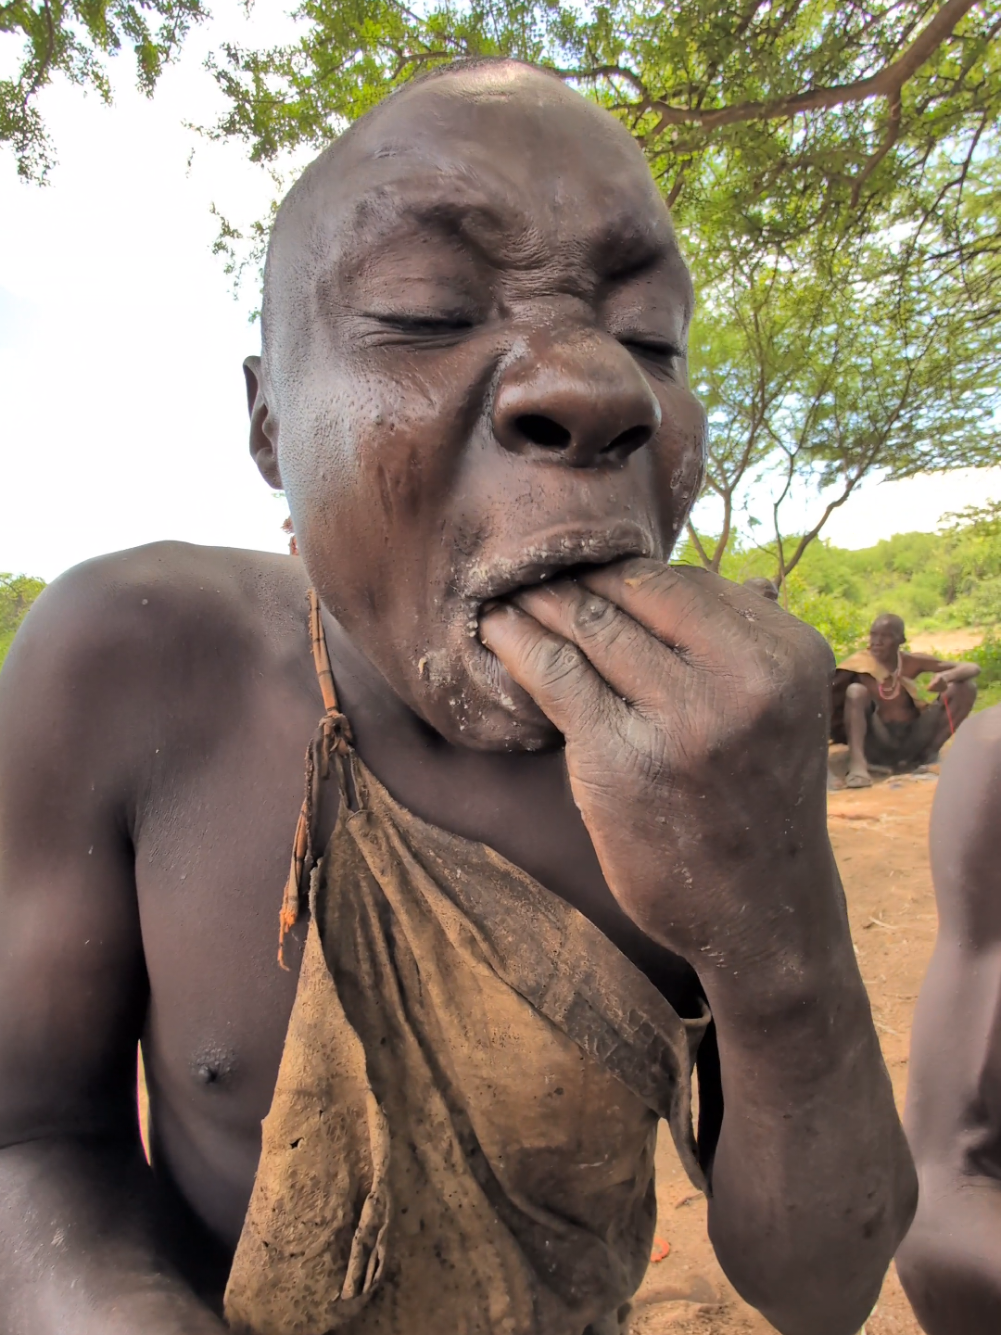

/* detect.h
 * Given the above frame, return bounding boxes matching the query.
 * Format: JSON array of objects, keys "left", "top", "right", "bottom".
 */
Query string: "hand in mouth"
[{"left": 478, "top": 558, "right": 835, "bottom": 971}]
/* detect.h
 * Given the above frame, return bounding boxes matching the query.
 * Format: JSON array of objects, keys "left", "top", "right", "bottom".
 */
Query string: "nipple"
[{"left": 190, "top": 1045, "right": 236, "bottom": 1089}]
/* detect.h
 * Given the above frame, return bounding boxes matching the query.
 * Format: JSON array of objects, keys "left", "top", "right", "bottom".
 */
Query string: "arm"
[
  {"left": 698, "top": 864, "right": 909, "bottom": 1335},
  {"left": 906, "top": 653, "right": 981, "bottom": 691},
  {"left": 0, "top": 565, "right": 225, "bottom": 1334},
  {"left": 481, "top": 563, "right": 915, "bottom": 1335},
  {"left": 896, "top": 706, "right": 1001, "bottom": 1334}
]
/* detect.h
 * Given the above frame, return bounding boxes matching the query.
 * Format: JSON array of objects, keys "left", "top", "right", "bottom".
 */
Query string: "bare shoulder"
[
  {"left": 930, "top": 705, "right": 1001, "bottom": 940},
  {"left": 13, "top": 539, "right": 303, "bottom": 642},
  {"left": 0, "top": 543, "right": 310, "bottom": 789},
  {"left": 4, "top": 541, "right": 308, "bottom": 679}
]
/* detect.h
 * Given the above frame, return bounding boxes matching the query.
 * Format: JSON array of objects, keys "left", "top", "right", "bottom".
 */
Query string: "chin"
[
  {"left": 413, "top": 630, "right": 564, "bottom": 753},
  {"left": 447, "top": 704, "right": 563, "bottom": 753}
]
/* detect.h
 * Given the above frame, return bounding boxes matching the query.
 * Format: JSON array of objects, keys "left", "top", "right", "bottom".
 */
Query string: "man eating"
[{"left": 0, "top": 58, "right": 914, "bottom": 1335}]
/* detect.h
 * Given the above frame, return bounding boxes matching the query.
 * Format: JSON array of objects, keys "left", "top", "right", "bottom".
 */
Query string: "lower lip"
[{"left": 475, "top": 558, "right": 632, "bottom": 611}]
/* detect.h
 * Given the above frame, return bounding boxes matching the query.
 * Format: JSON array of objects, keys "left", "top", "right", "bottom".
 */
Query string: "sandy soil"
[
  {"left": 631, "top": 772, "right": 939, "bottom": 1335},
  {"left": 907, "top": 627, "right": 985, "bottom": 655}
]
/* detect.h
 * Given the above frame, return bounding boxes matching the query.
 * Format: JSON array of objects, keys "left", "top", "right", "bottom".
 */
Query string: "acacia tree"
[
  {"left": 203, "top": 0, "right": 1001, "bottom": 568},
  {"left": 688, "top": 220, "right": 1000, "bottom": 584},
  {"left": 1, "top": 0, "right": 207, "bottom": 179},
  {"left": 9, "top": 1, "right": 999, "bottom": 561},
  {"left": 206, "top": 0, "right": 1000, "bottom": 242},
  {"left": 684, "top": 252, "right": 833, "bottom": 572}
]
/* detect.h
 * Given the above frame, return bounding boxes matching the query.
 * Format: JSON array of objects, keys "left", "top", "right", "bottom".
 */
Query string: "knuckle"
[
  {"left": 735, "top": 637, "right": 831, "bottom": 735},
  {"left": 530, "top": 635, "right": 583, "bottom": 688},
  {"left": 571, "top": 592, "right": 620, "bottom": 638}
]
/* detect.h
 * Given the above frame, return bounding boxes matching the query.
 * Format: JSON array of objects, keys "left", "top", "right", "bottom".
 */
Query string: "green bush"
[
  {"left": 686, "top": 500, "right": 1001, "bottom": 639},
  {"left": 969, "top": 631, "right": 1001, "bottom": 685},
  {"left": 785, "top": 586, "right": 868, "bottom": 660},
  {"left": 0, "top": 573, "right": 45, "bottom": 672}
]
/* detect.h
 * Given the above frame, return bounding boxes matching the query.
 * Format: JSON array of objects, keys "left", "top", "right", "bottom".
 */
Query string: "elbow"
[
  {"left": 896, "top": 1229, "right": 947, "bottom": 1335},
  {"left": 735, "top": 1270, "right": 883, "bottom": 1335},
  {"left": 711, "top": 1149, "right": 918, "bottom": 1335},
  {"left": 896, "top": 1182, "right": 1001, "bottom": 1335}
]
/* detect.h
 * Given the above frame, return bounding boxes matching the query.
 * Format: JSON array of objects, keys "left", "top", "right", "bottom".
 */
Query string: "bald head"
[
  {"left": 871, "top": 613, "right": 905, "bottom": 643},
  {"left": 868, "top": 614, "right": 906, "bottom": 667},
  {"left": 259, "top": 58, "right": 685, "bottom": 400}
]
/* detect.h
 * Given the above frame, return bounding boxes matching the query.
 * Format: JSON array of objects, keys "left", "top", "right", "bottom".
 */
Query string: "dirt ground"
[
  {"left": 907, "top": 626, "right": 984, "bottom": 655},
  {"left": 631, "top": 767, "right": 939, "bottom": 1335}
]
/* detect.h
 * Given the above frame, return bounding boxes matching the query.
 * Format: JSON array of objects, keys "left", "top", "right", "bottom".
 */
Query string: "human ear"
[{"left": 244, "top": 355, "right": 282, "bottom": 489}]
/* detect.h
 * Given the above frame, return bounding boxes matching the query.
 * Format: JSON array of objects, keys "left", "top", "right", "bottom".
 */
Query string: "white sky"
[{"left": 2, "top": 8, "right": 999, "bottom": 583}]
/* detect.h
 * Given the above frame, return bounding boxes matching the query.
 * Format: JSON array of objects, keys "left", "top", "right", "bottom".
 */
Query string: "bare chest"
[
  {"left": 134, "top": 685, "right": 319, "bottom": 1250},
  {"left": 863, "top": 673, "right": 921, "bottom": 723}
]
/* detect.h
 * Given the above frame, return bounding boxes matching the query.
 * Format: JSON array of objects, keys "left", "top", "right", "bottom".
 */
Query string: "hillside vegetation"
[{"left": 682, "top": 502, "right": 1001, "bottom": 712}]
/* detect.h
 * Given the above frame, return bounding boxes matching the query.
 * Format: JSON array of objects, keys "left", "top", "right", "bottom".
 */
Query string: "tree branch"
[
  {"left": 686, "top": 521, "right": 713, "bottom": 568},
  {"left": 711, "top": 491, "right": 734, "bottom": 571},
  {"left": 642, "top": 0, "right": 977, "bottom": 133},
  {"left": 850, "top": 92, "right": 902, "bottom": 207},
  {"left": 553, "top": 63, "right": 649, "bottom": 97}
]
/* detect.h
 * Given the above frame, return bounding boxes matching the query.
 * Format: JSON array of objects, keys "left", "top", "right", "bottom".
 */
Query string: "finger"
[
  {"left": 581, "top": 559, "right": 795, "bottom": 663},
  {"left": 478, "top": 601, "right": 622, "bottom": 737},
  {"left": 511, "top": 578, "right": 684, "bottom": 708}
]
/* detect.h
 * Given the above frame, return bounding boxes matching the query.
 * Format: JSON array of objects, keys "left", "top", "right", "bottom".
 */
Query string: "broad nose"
[{"left": 492, "top": 331, "right": 662, "bottom": 466}]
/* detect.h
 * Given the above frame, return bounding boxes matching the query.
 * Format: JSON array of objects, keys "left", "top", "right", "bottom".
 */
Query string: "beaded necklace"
[{"left": 877, "top": 651, "right": 903, "bottom": 701}]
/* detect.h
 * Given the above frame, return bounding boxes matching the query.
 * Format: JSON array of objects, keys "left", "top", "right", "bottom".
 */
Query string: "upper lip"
[{"left": 463, "top": 522, "right": 656, "bottom": 602}]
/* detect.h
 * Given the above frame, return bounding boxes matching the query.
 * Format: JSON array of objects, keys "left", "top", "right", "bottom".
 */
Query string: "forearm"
[
  {"left": 0, "top": 1137, "right": 226, "bottom": 1335},
  {"left": 699, "top": 867, "right": 916, "bottom": 1335},
  {"left": 896, "top": 1176, "right": 1001, "bottom": 1335},
  {"left": 944, "top": 662, "right": 980, "bottom": 683}
]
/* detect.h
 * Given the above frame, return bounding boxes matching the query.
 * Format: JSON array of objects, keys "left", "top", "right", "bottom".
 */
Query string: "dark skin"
[
  {"left": 832, "top": 614, "right": 979, "bottom": 787},
  {"left": 896, "top": 704, "right": 1001, "bottom": 1333},
  {"left": 742, "top": 575, "right": 780, "bottom": 601},
  {"left": 0, "top": 64, "right": 914, "bottom": 1335}
]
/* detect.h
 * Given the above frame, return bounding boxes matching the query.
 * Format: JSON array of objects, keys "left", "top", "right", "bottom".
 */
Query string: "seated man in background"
[
  {"left": 831, "top": 613, "right": 979, "bottom": 788},
  {"left": 896, "top": 704, "right": 1001, "bottom": 1333},
  {"left": 0, "top": 58, "right": 914, "bottom": 1335}
]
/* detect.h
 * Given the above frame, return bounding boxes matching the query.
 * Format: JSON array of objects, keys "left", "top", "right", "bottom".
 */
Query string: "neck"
[{"left": 318, "top": 607, "right": 428, "bottom": 744}]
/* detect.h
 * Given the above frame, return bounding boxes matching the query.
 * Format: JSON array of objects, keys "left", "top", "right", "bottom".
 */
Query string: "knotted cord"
[{"left": 278, "top": 588, "right": 354, "bottom": 969}]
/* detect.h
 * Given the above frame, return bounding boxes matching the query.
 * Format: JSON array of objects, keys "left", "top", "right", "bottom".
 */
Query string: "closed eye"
[
  {"left": 369, "top": 311, "right": 476, "bottom": 336},
  {"left": 620, "top": 337, "right": 681, "bottom": 362}
]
